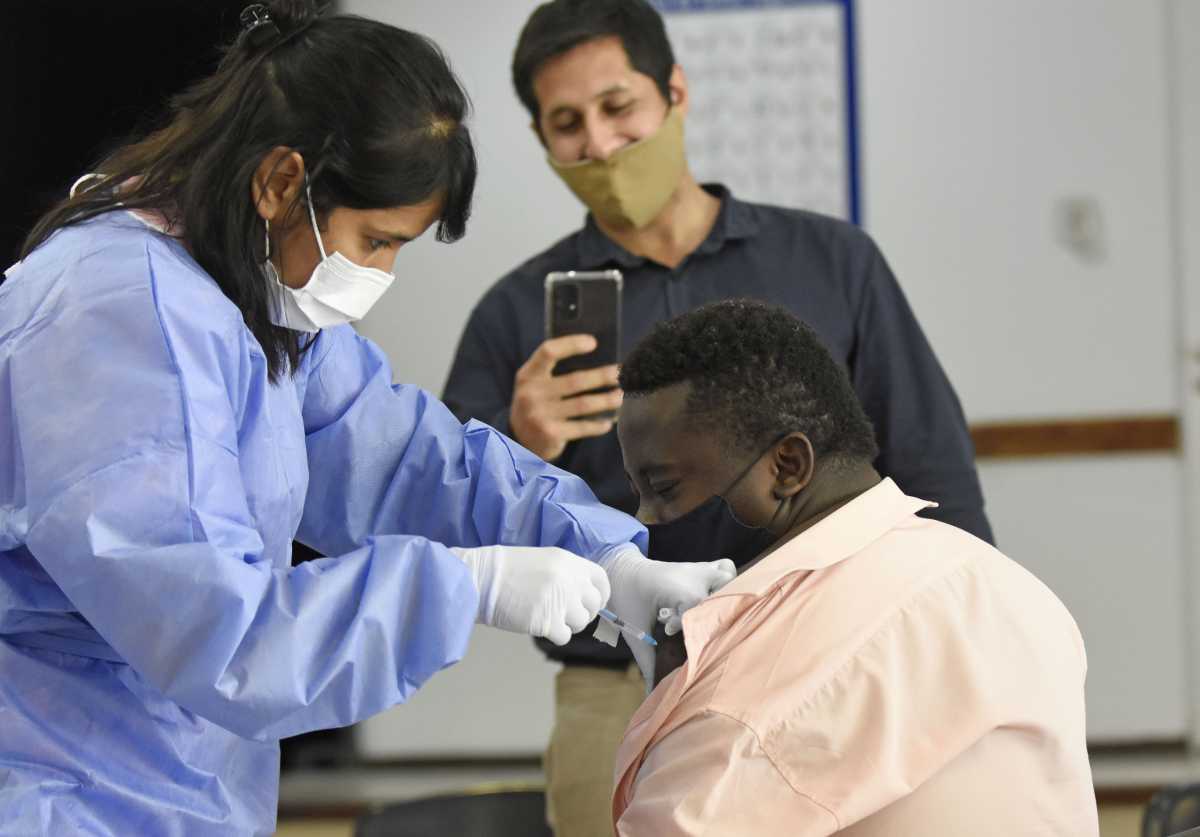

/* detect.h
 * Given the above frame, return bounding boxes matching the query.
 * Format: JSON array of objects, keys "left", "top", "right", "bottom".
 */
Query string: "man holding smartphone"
[{"left": 442, "top": 2, "right": 992, "bottom": 835}]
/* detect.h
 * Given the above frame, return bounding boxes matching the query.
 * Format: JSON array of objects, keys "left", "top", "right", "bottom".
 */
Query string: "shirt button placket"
[{"left": 665, "top": 264, "right": 689, "bottom": 318}]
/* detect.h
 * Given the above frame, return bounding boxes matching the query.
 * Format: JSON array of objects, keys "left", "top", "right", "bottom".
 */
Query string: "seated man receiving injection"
[{"left": 612, "top": 300, "right": 1099, "bottom": 836}]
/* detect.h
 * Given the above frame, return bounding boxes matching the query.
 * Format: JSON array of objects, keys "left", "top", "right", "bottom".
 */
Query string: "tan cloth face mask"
[{"left": 548, "top": 108, "right": 687, "bottom": 229}]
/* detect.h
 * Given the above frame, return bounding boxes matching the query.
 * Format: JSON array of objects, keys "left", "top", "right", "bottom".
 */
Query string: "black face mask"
[{"left": 646, "top": 441, "right": 786, "bottom": 569}]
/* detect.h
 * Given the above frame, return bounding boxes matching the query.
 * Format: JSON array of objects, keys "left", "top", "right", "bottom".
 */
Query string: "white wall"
[
  {"left": 347, "top": 0, "right": 1188, "bottom": 753},
  {"left": 1170, "top": 0, "right": 1200, "bottom": 748},
  {"left": 858, "top": 0, "right": 1177, "bottom": 421}
]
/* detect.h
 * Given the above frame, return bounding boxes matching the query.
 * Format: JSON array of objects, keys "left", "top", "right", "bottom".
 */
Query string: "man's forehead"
[
  {"left": 619, "top": 384, "right": 702, "bottom": 466},
  {"left": 532, "top": 36, "right": 646, "bottom": 110},
  {"left": 621, "top": 382, "right": 692, "bottom": 428}
]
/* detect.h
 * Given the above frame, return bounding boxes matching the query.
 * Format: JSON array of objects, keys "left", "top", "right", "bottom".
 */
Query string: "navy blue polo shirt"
[{"left": 443, "top": 185, "right": 992, "bottom": 665}]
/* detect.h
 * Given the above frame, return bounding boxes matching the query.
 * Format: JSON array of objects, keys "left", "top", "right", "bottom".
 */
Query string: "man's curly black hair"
[{"left": 619, "top": 299, "right": 880, "bottom": 465}]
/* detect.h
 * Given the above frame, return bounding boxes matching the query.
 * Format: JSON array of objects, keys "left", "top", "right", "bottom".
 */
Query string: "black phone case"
[{"left": 544, "top": 271, "right": 623, "bottom": 419}]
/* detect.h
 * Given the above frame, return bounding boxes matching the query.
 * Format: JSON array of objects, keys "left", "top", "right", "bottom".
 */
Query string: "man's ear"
[
  {"left": 667, "top": 64, "right": 689, "bottom": 116},
  {"left": 772, "top": 432, "right": 815, "bottom": 499},
  {"left": 251, "top": 147, "right": 306, "bottom": 225}
]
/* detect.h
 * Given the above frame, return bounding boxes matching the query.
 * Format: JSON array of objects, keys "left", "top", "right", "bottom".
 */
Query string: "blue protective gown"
[{"left": 0, "top": 211, "right": 647, "bottom": 835}]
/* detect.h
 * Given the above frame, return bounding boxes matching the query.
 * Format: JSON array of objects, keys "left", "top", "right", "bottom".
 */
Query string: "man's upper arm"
[
  {"left": 848, "top": 236, "right": 993, "bottom": 543},
  {"left": 442, "top": 287, "right": 523, "bottom": 432},
  {"left": 617, "top": 712, "right": 839, "bottom": 837}
]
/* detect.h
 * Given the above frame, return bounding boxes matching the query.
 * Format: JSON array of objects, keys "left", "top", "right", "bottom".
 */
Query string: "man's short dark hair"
[
  {"left": 512, "top": 0, "right": 676, "bottom": 122},
  {"left": 620, "top": 299, "right": 880, "bottom": 465}
]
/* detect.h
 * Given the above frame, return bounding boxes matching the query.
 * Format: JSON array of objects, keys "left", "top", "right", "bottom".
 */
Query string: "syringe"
[{"left": 598, "top": 608, "right": 658, "bottom": 647}]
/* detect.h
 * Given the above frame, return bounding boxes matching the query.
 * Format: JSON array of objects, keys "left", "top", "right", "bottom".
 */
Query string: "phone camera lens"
[{"left": 557, "top": 284, "right": 581, "bottom": 320}]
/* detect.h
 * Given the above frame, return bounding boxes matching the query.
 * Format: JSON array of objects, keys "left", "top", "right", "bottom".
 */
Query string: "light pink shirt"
[{"left": 613, "top": 479, "right": 1098, "bottom": 836}]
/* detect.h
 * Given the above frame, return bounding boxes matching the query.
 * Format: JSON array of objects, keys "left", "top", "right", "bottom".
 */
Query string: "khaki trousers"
[{"left": 544, "top": 664, "right": 645, "bottom": 837}]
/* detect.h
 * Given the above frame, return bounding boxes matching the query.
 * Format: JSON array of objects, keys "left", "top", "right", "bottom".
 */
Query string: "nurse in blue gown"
[{"left": 0, "top": 3, "right": 733, "bottom": 834}]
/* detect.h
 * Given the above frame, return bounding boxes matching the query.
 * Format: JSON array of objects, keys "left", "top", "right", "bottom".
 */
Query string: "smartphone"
[{"left": 544, "top": 269, "right": 623, "bottom": 420}]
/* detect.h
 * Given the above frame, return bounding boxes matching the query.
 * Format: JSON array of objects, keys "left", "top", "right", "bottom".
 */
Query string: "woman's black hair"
[
  {"left": 512, "top": 0, "right": 676, "bottom": 123},
  {"left": 21, "top": 0, "right": 477, "bottom": 381}
]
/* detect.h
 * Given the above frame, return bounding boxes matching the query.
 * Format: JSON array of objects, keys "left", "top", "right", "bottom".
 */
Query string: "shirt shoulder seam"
[
  {"left": 696, "top": 706, "right": 843, "bottom": 829},
  {"left": 790, "top": 557, "right": 977, "bottom": 710}
]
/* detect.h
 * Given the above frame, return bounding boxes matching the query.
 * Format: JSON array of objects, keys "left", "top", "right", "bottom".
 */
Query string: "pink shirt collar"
[{"left": 712, "top": 478, "right": 936, "bottom": 599}]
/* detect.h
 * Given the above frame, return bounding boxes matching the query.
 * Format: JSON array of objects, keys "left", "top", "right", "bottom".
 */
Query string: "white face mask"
[{"left": 264, "top": 183, "right": 395, "bottom": 332}]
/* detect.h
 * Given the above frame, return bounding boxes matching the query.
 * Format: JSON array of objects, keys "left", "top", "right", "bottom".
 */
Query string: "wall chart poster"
[{"left": 653, "top": 0, "right": 859, "bottom": 222}]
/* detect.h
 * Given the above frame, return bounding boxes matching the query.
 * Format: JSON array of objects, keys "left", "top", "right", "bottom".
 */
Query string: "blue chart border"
[{"left": 652, "top": 0, "right": 861, "bottom": 225}]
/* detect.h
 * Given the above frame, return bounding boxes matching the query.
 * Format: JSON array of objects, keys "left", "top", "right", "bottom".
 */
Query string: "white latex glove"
[
  {"left": 596, "top": 545, "right": 737, "bottom": 689},
  {"left": 449, "top": 545, "right": 611, "bottom": 646}
]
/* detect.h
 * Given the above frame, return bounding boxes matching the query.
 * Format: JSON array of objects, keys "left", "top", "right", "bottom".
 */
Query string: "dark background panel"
[{"left": 0, "top": 0, "right": 247, "bottom": 265}]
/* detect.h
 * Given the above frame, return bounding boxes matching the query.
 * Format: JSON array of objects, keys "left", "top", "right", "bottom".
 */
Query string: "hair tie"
[{"left": 239, "top": 4, "right": 281, "bottom": 47}]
